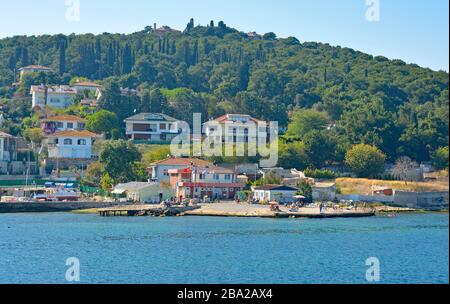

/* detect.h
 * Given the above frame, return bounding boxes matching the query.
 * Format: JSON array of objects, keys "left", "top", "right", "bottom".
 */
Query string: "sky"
[{"left": 0, "top": 0, "right": 448, "bottom": 71}]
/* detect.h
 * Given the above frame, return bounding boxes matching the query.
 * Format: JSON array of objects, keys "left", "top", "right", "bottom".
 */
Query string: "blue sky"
[{"left": 0, "top": 0, "right": 448, "bottom": 71}]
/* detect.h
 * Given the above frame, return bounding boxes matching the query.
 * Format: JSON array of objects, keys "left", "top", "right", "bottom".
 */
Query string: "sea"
[{"left": 0, "top": 212, "right": 448, "bottom": 284}]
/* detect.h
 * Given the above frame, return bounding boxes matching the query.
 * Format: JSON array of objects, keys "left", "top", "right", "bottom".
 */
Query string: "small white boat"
[{"left": 33, "top": 188, "right": 81, "bottom": 202}]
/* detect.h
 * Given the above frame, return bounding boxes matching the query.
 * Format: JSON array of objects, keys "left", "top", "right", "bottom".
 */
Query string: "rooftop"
[
  {"left": 153, "top": 157, "right": 214, "bottom": 167},
  {"left": 254, "top": 185, "right": 299, "bottom": 191},
  {"left": 19, "top": 65, "right": 52, "bottom": 71},
  {"left": 45, "top": 115, "right": 86, "bottom": 122},
  {"left": 0, "top": 131, "right": 14, "bottom": 138},
  {"left": 73, "top": 81, "right": 102, "bottom": 87},
  {"left": 114, "top": 182, "right": 159, "bottom": 191},
  {"left": 125, "top": 113, "right": 180, "bottom": 122},
  {"left": 206, "top": 114, "right": 266, "bottom": 124},
  {"left": 50, "top": 130, "right": 98, "bottom": 138},
  {"left": 30, "top": 85, "right": 78, "bottom": 95}
]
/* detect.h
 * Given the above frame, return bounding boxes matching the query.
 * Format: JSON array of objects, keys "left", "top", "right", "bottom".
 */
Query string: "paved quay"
[{"left": 184, "top": 202, "right": 376, "bottom": 219}]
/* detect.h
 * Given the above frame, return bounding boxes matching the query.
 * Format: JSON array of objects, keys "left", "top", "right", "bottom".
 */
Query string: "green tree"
[
  {"left": 432, "top": 146, "right": 449, "bottom": 170},
  {"left": 86, "top": 110, "right": 119, "bottom": 139},
  {"left": 286, "top": 109, "right": 330, "bottom": 139},
  {"left": 84, "top": 161, "right": 104, "bottom": 187},
  {"left": 345, "top": 144, "right": 386, "bottom": 178},
  {"left": 297, "top": 180, "right": 313, "bottom": 204},
  {"left": 302, "top": 130, "right": 336, "bottom": 168},
  {"left": 99, "top": 140, "right": 142, "bottom": 184}
]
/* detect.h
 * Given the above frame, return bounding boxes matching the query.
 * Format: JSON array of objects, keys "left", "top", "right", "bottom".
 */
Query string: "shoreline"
[{"left": 0, "top": 201, "right": 447, "bottom": 218}]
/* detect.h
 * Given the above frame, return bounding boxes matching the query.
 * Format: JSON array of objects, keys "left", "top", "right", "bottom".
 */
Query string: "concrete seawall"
[{"left": 0, "top": 202, "right": 122, "bottom": 213}]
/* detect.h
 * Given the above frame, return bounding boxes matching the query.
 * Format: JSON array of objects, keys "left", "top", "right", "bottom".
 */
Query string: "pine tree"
[{"left": 58, "top": 40, "right": 66, "bottom": 75}]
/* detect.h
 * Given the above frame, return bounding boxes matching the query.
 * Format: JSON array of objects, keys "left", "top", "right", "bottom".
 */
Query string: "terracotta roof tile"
[
  {"left": 50, "top": 130, "right": 98, "bottom": 138},
  {"left": 153, "top": 158, "right": 214, "bottom": 166},
  {"left": 46, "top": 115, "right": 86, "bottom": 122}
]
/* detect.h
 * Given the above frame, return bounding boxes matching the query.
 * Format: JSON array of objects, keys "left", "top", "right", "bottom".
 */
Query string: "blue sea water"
[{"left": 0, "top": 212, "right": 448, "bottom": 284}]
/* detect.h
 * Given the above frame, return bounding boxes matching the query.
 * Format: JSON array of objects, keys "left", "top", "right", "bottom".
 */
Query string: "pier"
[{"left": 98, "top": 205, "right": 200, "bottom": 217}]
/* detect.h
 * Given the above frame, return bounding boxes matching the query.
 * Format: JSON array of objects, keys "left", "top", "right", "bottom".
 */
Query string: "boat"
[{"left": 32, "top": 185, "right": 81, "bottom": 202}]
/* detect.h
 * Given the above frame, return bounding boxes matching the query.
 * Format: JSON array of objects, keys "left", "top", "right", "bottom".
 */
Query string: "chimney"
[{"left": 154, "top": 23, "right": 157, "bottom": 30}]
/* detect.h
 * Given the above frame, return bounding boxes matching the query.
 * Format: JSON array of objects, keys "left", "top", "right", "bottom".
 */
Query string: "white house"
[
  {"left": 42, "top": 115, "right": 86, "bottom": 134},
  {"left": 125, "top": 113, "right": 183, "bottom": 142},
  {"left": 30, "top": 85, "right": 78, "bottom": 109},
  {"left": 149, "top": 158, "right": 215, "bottom": 183},
  {"left": 203, "top": 114, "right": 269, "bottom": 143},
  {"left": 18, "top": 65, "right": 52, "bottom": 79},
  {"left": 46, "top": 130, "right": 98, "bottom": 159},
  {"left": 252, "top": 185, "right": 299, "bottom": 203},
  {"left": 72, "top": 81, "right": 102, "bottom": 93},
  {"left": 0, "top": 132, "right": 17, "bottom": 162},
  {"left": 112, "top": 182, "right": 175, "bottom": 204}
]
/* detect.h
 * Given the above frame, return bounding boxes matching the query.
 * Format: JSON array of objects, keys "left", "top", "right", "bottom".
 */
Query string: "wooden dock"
[{"left": 98, "top": 205, "right": 200, "bottom": 217}]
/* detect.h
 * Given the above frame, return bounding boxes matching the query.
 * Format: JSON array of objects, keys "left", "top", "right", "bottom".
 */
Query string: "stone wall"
[
  {"left": 393, "top": 190, "right": 449, "bottom": 210},
  {"left": 0, "top": 161, "right": 38, "bottom": 175},
  {"left": 0, "top": 201, "right": 123, "bottom": 213},
  {"left": 336, "top": 194, "right": 395, "bottom": 204}
]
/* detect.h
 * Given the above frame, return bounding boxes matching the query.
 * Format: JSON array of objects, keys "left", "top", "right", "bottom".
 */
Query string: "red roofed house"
[
  {"left": 41, "top": 115, "right": 98, "bottom": 160},
  {"left": 42, "top": 115, "right": 87, "bottom": 135},
  {"left": 72, "top": 81, "right": 103, "bottom": 94},
  {"left": 149, "top": 158, "right": 214, "bottom": 183},
  {"left": 18, "top": 65, "right": 52, "bottom": 79},
  {"left": 168, "top": 162, "right": 244, "bottom": 200},
  {"left": 203, "top": 114, "right": 270, "bottom": 143},
  {"left": 46, "top": 130, "right": 98, "bottom": 159}
]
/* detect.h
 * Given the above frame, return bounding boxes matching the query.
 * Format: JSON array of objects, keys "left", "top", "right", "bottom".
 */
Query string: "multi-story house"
[
  {"left": 168, "top": 161, "right": 244, "bottom": 200},
  {"left": 30, "top": 85, "right": 78, "bottom": 109},
  {"left": 149, "top": 158, "right": 215, "bottom": 183},
  {"left": 41, "top": 115, "right": 97, "bottom": 162},
  {"left": 203, "top": 114, "right": 270, "bottom": 143},
  {"left": 41, "top": 115, "right": 86, "bottom": 135},
  {"left": 125, "top": 113, "right": 184, "bottom": 142},
  {"left": 46, "top": 130, "right": 98, "bottom": 159},
  {"left": 72, "top": 81, "right": 102, "bottom": 94}
]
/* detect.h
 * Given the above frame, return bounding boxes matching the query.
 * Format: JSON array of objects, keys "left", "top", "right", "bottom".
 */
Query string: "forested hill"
[{"left": 0, "top": 20, "right": 448, "bottom": 163}]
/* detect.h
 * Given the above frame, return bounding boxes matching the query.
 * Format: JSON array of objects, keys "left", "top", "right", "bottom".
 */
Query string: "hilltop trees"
[{"left": 0, "top": 20, "right": 447, "bottom": 166}]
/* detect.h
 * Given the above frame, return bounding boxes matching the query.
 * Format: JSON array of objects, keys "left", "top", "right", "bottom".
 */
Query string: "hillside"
[{"left": 0, "top": 19, "right": 448, "bottom": 166}]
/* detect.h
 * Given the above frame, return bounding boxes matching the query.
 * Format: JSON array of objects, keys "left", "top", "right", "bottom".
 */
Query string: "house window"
[
  {"left": 163, "top": 169, "right": 169, "bottom": 176},
  {"left": 67, "top": 123, "right": 74, "bottom": 129},
  {"left": 199, "top": 174, "right": 206, "bottom": 180},
  {"left": 55, "top": 138, "right": 59, "bottom": 144},
  {"left": 160, "top": 124, "right": 166, "bottom": 130},
  {"left": 56, "top": 122, "right": 64, "bottom": 128},
  {"left": 78, "top": 139, "right": 87, "bottom": 145},
  {"left": 78, "top": 123, "right": 86, "bottom": 130},
  {"left": 214, "top": 174, "right": 219, "bottom": 180},
  {"left": 225, "top": 174, "right": 231, "bottom": 180},
  {"left": 63, "top": 139, "right": 73, "bottom": 145}
]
